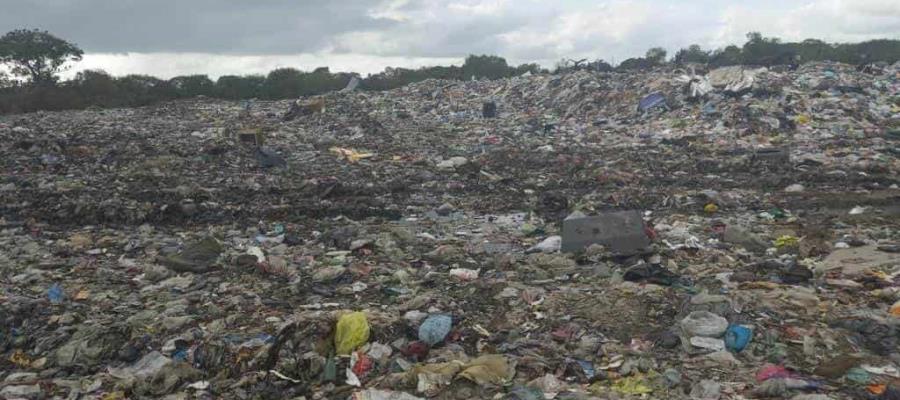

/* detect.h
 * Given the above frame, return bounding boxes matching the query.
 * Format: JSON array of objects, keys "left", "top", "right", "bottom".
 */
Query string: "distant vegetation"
[
  {"left": 600, "top": 33, "right": 900, "bottom": 72},
  {"left": 1, "top": 29, "right": 898, "bottom": 114}
]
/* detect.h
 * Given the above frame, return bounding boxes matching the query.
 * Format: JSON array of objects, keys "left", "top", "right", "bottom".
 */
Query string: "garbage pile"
[{"left": 1, "top": 61, "right": 899, "bottom": 399}]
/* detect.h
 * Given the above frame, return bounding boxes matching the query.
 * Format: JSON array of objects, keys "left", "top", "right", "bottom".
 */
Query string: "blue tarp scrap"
[{"left": 638, "top": 92, "right": 667, "bottom": 112}]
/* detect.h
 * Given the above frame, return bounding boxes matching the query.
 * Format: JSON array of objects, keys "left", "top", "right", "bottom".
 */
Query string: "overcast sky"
[{"left": 2, "top": 0, "right": 899, "bottom": 79}]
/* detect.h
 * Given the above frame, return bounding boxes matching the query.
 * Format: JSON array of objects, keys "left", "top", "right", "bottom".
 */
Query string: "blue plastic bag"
[
  {"left": 48, "top": 283, "right": 65, "bottom": 304},
  {"left": 724, "top": 325, "right": 752, "bottom": 353},
  {"left": 638, "top": 92, "right": 667, "bottom": 112},
  {"left": 418, "top": 314, "right": 452, "bottom": 346}
]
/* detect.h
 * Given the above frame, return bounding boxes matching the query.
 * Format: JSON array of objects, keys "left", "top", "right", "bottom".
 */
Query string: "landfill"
[{"left": 1, "top": 61, "right": 899, "bottom": 399}]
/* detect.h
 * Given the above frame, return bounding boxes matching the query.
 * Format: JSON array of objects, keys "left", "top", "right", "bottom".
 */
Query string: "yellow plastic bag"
[
  {"left": 8, "top": 349, "right": 31, "bottom": 367},
  {"left": 101, "top": 392, "right": 127, "bottom": 400},
  {"left": 335, "top": 312, "right": 370, "bottom": 355},
  {"left": 330, "top": 147, "right": 374, "bottom": 163},
  {"left": 589, "top": 372, "right": 656, "bottom": 396},
  {"left": 704, "top": 203, "right": 719, "bottom": 214},
  {"left": 774, "top": 235, "right": 799, "bottom": 248},
  {"left": 610, "top": 374, "right": 653, "bottom": 395}
]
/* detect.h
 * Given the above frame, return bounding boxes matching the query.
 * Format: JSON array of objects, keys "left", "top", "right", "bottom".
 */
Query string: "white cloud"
[
  {"left": 7, "top": 0, "right": 898, "bottom": 79},
  {"left": 845, "top": 0, "right": 900, "bottom": 17},
  {"left": 714, "top": 0, "right": 900, "bottom": 47},
  {"left": 497, "top": 1, "right": 659, "bottom": 64},
  {"left": 447, "top": 0, "right": 511, "bottom": 15},
  {"left": 369, "top": 0, "right": 416, "bottom": 21}
]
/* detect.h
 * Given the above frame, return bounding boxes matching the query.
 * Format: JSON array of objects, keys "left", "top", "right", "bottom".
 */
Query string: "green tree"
[
  {"left": 795, "top": 39, "right": 832, "bottom": 63},
  {"left": 515, "top": 63, "right": 545, "bottom": 75},
  {"left": 263, "top": 68, "right": 304, "bottom": 99},
  {"left": 117, "top": 74, "right": 166, "bottom": 94},
  {"left": 709, "top": 45, "right": 742, "bottom": 67},
  {"left": 169, "top": 75, "right": 214, "bottom": 97},
  {"left": 674, "top": 44, "right": 710, "bottom": 65},
  {"left": 116, "top": 74, "right": 173, "bottom": 106},
  {"left": 215, "top": 75, "right": 265, "bottom": 99},
  {"left": 848, "top": 39, "right": 900, "bottom": 64},
  {"left": 0, "top": 29, "right": 83, "bottom": 84},
  {"left": 305, "top": 67, "right": 345, "bottom": 95},
  {"left": 461, "top": 55, "right": 513, "bottom": 79},
  {"left": 645, "top": 47, "right": 668, "bottom": 65},
  {"left": 741, "top": 32, "right": 796, "bottom": 66},
  {"left": 73, "top": 69, "right": 119, "bottom": 106}
]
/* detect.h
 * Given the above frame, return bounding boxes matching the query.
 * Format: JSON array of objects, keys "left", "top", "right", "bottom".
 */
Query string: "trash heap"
[{"left": 1, "top": 61, "right": 899, "bottom": 399}]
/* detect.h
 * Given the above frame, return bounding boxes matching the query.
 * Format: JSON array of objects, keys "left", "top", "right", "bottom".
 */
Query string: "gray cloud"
[
  {"left": 0, "top": 0, "right": 397, "bottom": 54},
  {"left": 2, "top": 0, "right": 898, "bottom": 79}
]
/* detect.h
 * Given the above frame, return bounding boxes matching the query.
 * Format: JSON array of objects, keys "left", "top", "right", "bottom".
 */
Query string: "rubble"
[
  {"left": 560, "top": 210, "right": 650, "bottom": 254},
  {"left": 1, "top": 61, "right": 899, "bottom": 399}
]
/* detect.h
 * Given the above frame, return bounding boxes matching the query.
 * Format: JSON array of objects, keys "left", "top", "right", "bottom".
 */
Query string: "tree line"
[{"left": 1, "top": 29, "right": 898, "bottom": 114}]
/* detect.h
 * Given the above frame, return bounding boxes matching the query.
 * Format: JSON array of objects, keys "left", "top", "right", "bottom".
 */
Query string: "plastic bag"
[
  {"left": 457, "top": 354, "right": 516, "bottom": 386},
  {"left": 335, "top": 312, "right": 370, "bottom": 355},
  {"left": 418, "top": 314, "right": 452, "bottom": 346},
  {"left": 330, "top": 147, "right": 374, "bottom": 163},
  {"left": 681, "top": 311, "right": 728, "bottom": 337},
  {"left": 48, "top": 283, "right": 65, "bottom": 304},
  {"left": 725, "top": 325, "right": 752, "bottom": 352}
]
